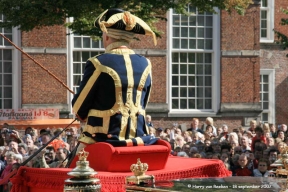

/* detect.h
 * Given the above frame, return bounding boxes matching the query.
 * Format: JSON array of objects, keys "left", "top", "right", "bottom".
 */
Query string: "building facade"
[{"left": 0, "top": 0, "right": 287, "bottom": 131}]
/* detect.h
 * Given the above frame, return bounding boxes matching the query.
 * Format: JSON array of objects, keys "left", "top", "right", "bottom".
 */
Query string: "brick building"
[{"left": 0, "top": 0, "right": 287, "bottom": 131}]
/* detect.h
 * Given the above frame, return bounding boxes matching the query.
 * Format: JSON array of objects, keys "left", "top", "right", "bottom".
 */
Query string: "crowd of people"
[
  {"left": 147, "top": 115, "right": 285, "bottom": 177},
  {"left": 0, "top": 115, "right": 286, "bottom": 191},
  {"left": 0, "top": 123, "right": 80, "bottom": 191}
]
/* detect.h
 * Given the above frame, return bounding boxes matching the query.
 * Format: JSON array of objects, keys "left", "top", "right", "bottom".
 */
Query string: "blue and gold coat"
[{"left": 72, "top": 42, "right": 157, "bottom": 146}]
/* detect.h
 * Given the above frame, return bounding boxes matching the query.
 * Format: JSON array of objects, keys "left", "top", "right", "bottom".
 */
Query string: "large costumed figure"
[{"left": 72, "top": 8, "right": 158, "bottom": 151}]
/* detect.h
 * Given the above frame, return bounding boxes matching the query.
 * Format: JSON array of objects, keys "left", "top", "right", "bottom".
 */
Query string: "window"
[
  {"left": 259, "top": 69, "right": 275, "bottom": 124},
  {"left": 260, "top": 0, "right": 274, "bottom": 43},
  {"left": 71, "top": 34, "right": 104, "bottom": 93},
  {"left": 0, "top": 14, "right": 20, "bottom": 109},
  {"left": 168, "top": 6, "right": 220, "bottom": 115}
]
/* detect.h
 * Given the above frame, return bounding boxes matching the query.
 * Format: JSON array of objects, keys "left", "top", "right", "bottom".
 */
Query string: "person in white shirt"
[{"left": 253, "top": 158, "right": 270, "bottom": 177}]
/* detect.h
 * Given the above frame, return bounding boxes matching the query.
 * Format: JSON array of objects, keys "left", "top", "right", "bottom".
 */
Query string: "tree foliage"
[
  {"left": 0, "top": 0, "right": 253, "bottom": 38},
  {"left": 274, "top": 9, "right": 288, "bottom": 57}
]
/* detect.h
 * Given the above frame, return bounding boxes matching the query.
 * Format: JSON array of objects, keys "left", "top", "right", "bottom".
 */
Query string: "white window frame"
[
  {"left": 260, "top": 69, "right": 275, "bottom": 124},
  {"left": 12, "top": 27, "right": 21, "bottom": 109},
  {"left": 0, "top": 15, "right": 21, "bottom": 109},
  {"left": 260, "top": 0, "right": 274, "bottom": 43},
  {"left": 167, "top": 8, "right": 220, "bottom": 117}
]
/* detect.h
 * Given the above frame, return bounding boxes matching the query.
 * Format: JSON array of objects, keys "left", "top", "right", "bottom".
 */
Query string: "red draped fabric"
[{"left": 10, "top": 157, "right": 231, "bottom": 192}]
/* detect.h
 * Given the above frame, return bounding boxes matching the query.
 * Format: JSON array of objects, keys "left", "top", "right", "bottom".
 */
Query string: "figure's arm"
[
  {"left": 72, "top": 60, "right": 97, "bottom": 120},
  {"left": 38, "top": 150, "right": 49, "bottom": 168},
  {"left": 143, "top": 60, "right": 152, "bottom": 109}
]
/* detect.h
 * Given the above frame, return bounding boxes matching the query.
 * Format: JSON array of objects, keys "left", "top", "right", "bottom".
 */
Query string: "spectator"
[
  {"left": 53, "top": 128, "right": 70, "bottom": 150},
  {"left": 191, "top": 132, "right": 201, "bottom": 145},
  {"left": 220, "top": 152, "right": 230, "bottom": 164},
  {"left": 279, "top": 124, "right": 288, "bottom": 137},
  {"left": 25, "top": 137, "right": 38, "bottom": 156},
  {"left": 204, "top": 139, "right": 211, "bottom": 147},
  {"left": 269, "top": 124, "right": 277, "bottom": 139},
  {"left": 182, "top": 144, "right": 191, "bottom": 156},
  {"left": 253, "top": 158, "right": 270, "bottom": 177},
  {"left": 0, "top": 151, "right": 17, "bottom": 190},
  {"left": 182, "top": 131, "right": 192, "bottom": 143},
  {"left": 43, "top": 146, "right": 57, "bottom": 165},
  {"left": 189, "top": 147, "right": 199, "bottom": 158},
  {"left": 24, "top": 127, "right": 38, "bottom": 143},
  {"left": 41, "top": 129, "right": 68, "bottom": 151},
  {"left": 221, "top": 144, "right": 231, "bottom": 154},
  {"left": 253, "top": 146, "right": 264, "bottom": 169},
  {"left": 8, "top": 141, "right": 19, "bottom": 155},
  {"left": 171, "top": 146, "right": 181, "bottom": 156},
  {"left": 235, "top": 154, "right": 253, "bottom": 176},
  {"left": 66, "top": 127, "right": 79, "bottom": 145},
  {"left": 219, "top": 124, "right": 229, "bottom": 142},
  {"left": 196, "top": 142, "right": 206, "bottom": 157},
  {"left": 155, "top": 128, "right": 164, "bottom": 138},
  {"left": 211, "top": 141, "right": 221, "bottom": 153},
  {"left": 238, "top": 126, "right": 246, "bottom": 135},
  {"left": 277, "top": 141, "right": 287, "bottom": 153},
  {"left": 266, "top": 137, "right": 275, "bottom": 149},
  {"left": 205, "top": 125, "right": 216, "bottom": 139},
  {"left": 145, "top": 115, "right": 153, "bottom": 127},
  {"left": 240, "top": 136, "right": 251, "bottom": 152},
  {"left": 148, "top": 126, "right": 156, "bottom": 138},
  {"left": 251, "top": 126, "right": 266, "bottom": 152},
  {"left": 262, "top": 123, "right": 271, "bottom": 137},
  {"left": 18, "top": 143, "right": 29, "bottom": 157},
  {"left": 268, "top": 147, "right": 280, "bottom": 165},
  {"left": 234, "top": 146, "right": 242, "bottom": 156},
  {"left": 187, "top": 118, "right": 203, "bottom": 134},
  {"left": 248, "top": 120, "right": 257, "bottom": 137},
  {"left": 276, "top": 130, "right": 285, "bottom": 142},
  {"left": 201, "top": 117, "right": 217, "bottom": 136},
  {"left": 228, "top": 132, "right": 239, "bottom": 146},
  {"left": 42, "top": 147, "right": 69, "bottom": 168},
  {"left": 216, "top": 127, "right": 223, "bottom": 137},
  {"left": 230, "top": 154, "right": 240, "bottom": 175},
  {"left": 174, "top": 135, "right": 186, "bottom": 149}
]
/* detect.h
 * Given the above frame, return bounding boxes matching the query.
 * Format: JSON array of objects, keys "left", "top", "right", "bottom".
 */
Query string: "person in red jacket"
[
  {"left": 251, "top": 126, "right": 266, "bottom": 152},
  {"left": 235, "top": 154, "right": 253, "bottom": 176}
]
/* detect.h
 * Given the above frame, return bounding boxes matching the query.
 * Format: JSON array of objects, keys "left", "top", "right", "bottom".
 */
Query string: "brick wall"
[
  {"left": 22, "top": 54, "right": 67, "bottom": 104},
  {"left": 148, "top": 56, "right": 167, "bottom": 103},
  {"left": 21, "top": 25, "right": 67, "bottom": 104},
  {"left": 221, "top": 57, "right": 260, "bottom": 103},
  {"left": 221, "top": 5, "right": 260, "bottom": 104},
  {"left": 22, "top": 25, "right": 66, "bottom": 47},
  {"left": 221, "top": 5, "right": 260, "bottom": 51}
]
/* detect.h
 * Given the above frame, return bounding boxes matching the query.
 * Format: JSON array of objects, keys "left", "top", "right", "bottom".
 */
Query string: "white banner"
[{"left": 0, "top": 109, "right": 59, "bottom": 120}]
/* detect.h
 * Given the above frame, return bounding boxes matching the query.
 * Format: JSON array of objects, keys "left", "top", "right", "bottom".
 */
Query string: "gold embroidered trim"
[
  {"left": 126, "top": 139, "right": 133, "bottom": 147},
  {"left": 135, "top": 63, "right": 151, "bottom": 107},
  {"left": 135, "top": 137, "right": 144, "bottom": 146},
  {"left": 78, "top": 136, "right": 96, "bottom": 145},
  {"left": 73, "top": 63, "right": 101, "bottom": 116}
]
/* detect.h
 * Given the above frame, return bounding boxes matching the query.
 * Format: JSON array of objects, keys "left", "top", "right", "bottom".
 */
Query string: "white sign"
[{"left": 0, "top": 109, "right": 59, "bottom": 120}]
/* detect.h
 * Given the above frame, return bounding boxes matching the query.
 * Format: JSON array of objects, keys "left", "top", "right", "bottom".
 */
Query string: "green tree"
[
  {"left": 0, "top": 0, "right": 253, "bottom": 38},
  {"left": 274, "top": 9, "right": 288, "bottom": 56}
]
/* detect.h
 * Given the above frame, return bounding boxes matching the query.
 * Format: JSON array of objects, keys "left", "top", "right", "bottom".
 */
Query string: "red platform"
[{"left": 10, "top": 157, "right": 231, "bottom": 192}]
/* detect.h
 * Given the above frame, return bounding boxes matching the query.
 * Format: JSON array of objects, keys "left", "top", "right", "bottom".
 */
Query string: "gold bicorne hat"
[{"left": 95, "top": 8, "right": 157, "bottom": 46}]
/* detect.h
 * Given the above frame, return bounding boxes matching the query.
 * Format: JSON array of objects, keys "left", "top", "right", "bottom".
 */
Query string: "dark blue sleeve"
[{"left": 72, "top": 60, "right": 96, "bottom": 120}]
